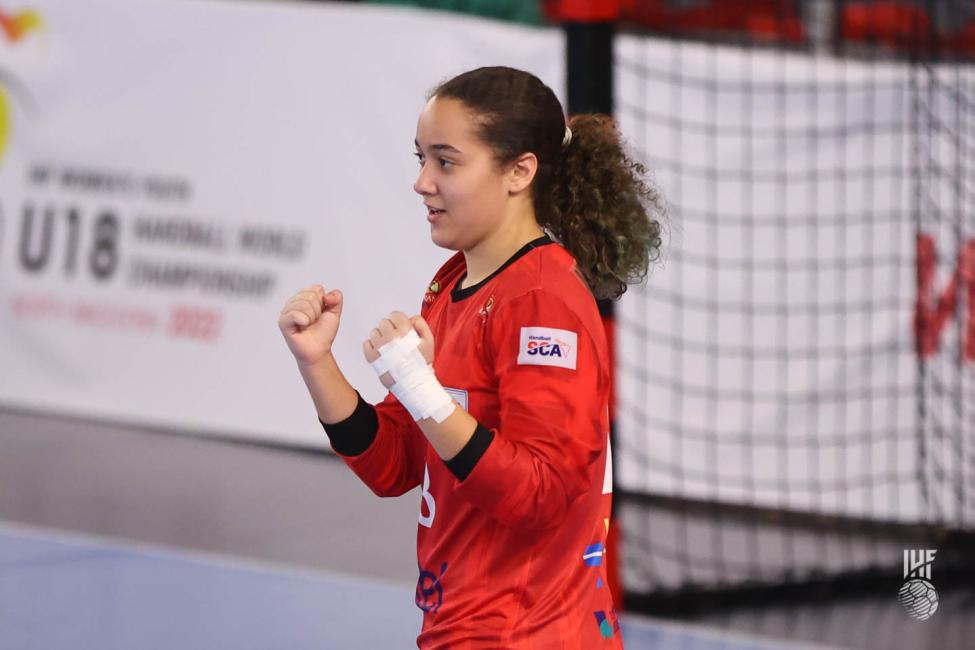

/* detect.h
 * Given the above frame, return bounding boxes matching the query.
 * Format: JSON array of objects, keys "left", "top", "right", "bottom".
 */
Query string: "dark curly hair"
[{"left": 430, "top": 66, "right": 664, "bottom": 300}]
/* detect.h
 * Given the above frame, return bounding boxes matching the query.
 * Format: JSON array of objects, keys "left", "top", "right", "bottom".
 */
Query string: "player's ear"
[{"left": 507, "top": 152, "right": 537, "bottom": 194}]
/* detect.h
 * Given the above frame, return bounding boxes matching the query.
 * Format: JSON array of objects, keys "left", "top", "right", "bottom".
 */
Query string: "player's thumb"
[
  {"left": 323, "top": 289, "right": 343, "bottom": 317},
  {"left": 411, "top": 315, "right": 433, "bottom": 343},
  {"left": 411, "top": 316, "right": 436, "bottom": 364}
]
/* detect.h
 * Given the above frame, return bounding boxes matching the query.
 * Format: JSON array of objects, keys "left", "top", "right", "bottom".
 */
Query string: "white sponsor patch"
[{"left": 517, "top": 327, "right": 577, "bottom": 370}]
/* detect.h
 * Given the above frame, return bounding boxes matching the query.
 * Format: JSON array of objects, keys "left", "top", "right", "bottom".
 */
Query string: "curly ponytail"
[
  {"left": 546, "top": 114, "right": 664, "bottom": 299},
  {"left": 432, "top": 66, "right": 665, "bottom": 300}
]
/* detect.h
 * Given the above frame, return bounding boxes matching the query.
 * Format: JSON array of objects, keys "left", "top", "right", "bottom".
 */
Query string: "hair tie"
[{"left": 561, "top": 125, "right": 572, "bottom": 149}]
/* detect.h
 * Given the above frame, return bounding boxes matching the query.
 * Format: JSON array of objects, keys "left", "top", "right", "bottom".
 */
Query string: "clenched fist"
[
  {"left": 363, "top": 310, "right": 435, "bottom": 389},
  {"left": 279, "top": 284, "right": 344, "bottom": 366}
]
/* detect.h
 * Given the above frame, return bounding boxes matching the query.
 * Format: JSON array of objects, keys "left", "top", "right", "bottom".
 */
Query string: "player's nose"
[{"left": 413, "top": 165, "right": 436, "bottom": 196}]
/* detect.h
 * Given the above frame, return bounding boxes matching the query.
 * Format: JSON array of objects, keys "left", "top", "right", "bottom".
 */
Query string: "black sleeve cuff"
[
  {"left": 445, "top": 423, "right": 494, "bottom": 482},
  {"left": 319, "top": 391, "right": 379, "bottom": 457}
]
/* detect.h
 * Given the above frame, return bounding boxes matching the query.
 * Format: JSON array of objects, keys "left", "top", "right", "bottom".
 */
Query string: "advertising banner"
[{"left": 0, "top": 0, "right": 564, "bottom": 447}]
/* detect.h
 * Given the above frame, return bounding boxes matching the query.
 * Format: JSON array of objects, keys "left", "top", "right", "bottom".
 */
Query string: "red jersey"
[{"left": 324, "top": 235, "right": 621, "bottom": 649}]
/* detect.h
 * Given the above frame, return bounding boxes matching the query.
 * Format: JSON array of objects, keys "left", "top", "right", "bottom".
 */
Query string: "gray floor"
[
  {"left": 2, "top": 405, "right": 970, "bottom": 649},
  {"left": 0, "top": 406, "right": 419, "bottom": 585},
  {"left": 3, "top": 522, "right": 840, "bottom": 650},
  {"left": 0, "top": 522, "right": 422, "bottom": 650}
]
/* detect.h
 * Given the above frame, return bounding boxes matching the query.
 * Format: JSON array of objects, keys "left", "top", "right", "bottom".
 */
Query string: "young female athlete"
[{"left": 278, "top": 66, "right": 663, "bottom": 649}]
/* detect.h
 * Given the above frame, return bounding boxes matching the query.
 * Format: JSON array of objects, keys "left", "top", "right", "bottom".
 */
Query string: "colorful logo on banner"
[
  {"left": 0, "top": 5, "right": 42, "bottom": 43},
  {"left": 0, "top": 4, "right": 43, "bottom": 164}
]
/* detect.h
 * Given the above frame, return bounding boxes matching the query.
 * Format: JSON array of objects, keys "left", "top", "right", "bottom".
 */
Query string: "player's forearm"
[
  {"left": 297, "top": 353, "right": 359, "bottom": 425},
  {"left": 362, "top": 311, "right": 478, "bottom": 461},
  {"left": 417, "top": 404, "right": 479, "bottom": 461}
]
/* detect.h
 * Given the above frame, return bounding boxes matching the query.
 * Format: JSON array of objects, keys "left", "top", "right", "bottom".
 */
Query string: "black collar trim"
[{"left": 450, "top": 234, "right": 554, "bottom": 302}]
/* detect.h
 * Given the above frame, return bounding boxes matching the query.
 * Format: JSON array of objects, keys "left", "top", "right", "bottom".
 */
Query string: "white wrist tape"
[{"left": 370, "top": 330, "right": 455, "bottom": 423}]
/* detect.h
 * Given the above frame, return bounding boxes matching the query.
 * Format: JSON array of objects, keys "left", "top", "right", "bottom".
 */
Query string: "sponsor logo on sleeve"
[{"left": 517, "top": 327, "right": 577, "bottom": 369}]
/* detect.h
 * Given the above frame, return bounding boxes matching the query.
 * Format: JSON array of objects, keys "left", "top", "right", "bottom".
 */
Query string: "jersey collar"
[{"left": 450, "top": 234, "right": 554, "bottom": 302}]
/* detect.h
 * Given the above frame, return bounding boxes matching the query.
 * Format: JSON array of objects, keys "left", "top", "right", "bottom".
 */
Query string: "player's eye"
[{"left": 414, "top": 153, "right": 453, "bottom": 169}]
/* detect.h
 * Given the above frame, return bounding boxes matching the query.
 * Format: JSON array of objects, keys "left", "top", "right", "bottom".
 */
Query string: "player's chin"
[{"left": 429, "top": 225, "right": 462, "bottom": 251}]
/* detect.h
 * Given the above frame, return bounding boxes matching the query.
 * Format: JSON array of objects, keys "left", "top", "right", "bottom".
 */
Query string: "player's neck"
[{"left": 461, "top": 212, "right": 544, "bottom": 289}]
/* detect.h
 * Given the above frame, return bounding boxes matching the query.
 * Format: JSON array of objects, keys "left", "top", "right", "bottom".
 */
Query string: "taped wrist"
[{"left": 369, "top": 330, "right": 455, "bottom": 423}]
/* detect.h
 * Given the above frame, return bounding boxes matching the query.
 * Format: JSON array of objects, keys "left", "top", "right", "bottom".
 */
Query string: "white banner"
[{"left": 0, "top": 0, "right": 564, "bottom": 447}]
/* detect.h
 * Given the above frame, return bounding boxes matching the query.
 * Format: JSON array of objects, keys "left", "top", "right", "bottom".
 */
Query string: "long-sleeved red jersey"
[{"left": 324, "top": 235, "right": 622, "bottom": 649}]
